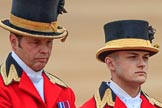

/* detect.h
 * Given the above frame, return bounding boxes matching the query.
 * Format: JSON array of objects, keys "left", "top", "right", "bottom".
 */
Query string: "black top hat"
[
  {"left": 0, "top": 0, "right": 68, "bottom": 41},
  {"left": 96, "top": 20, "right": 159, "bottom": 62}
]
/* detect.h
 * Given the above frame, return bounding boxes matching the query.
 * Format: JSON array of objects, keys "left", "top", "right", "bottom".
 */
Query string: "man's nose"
[
  {"left": 137, "top": 57, "right": 146, "bottom": 68},
  {"left": 39, "top": 45, "right": 50, "bottom": 54}
]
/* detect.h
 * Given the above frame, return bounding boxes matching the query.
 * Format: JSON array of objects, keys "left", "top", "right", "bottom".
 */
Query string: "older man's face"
[{"left": 10, "top": 34, "right": 53, "bottom": 71}]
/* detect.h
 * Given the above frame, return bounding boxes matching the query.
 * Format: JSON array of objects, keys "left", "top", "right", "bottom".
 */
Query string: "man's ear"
[
  {"left": 9, "top": 33, "right": 18, "bottom": 51},
  {"left": 105, "top": 56, "right": 116, "bottom": 71}
]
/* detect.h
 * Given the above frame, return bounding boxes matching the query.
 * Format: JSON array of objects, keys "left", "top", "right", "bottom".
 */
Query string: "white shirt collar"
[
  {"left": 108, "top": 80, "right": 142, "bottom": 108},
  {"left": 11, "top": 51, "right": 43, "bottom": 76}
]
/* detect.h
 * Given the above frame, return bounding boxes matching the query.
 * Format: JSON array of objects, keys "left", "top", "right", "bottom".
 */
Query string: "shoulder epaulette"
[
  {"left": 44, "top": 72, "right": 68, "bottom": 88},
  {"left": 143, "top": 92, "right": 162, "bottom": 107}
]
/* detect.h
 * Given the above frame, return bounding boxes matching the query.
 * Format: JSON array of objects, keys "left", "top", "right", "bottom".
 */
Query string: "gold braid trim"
[
  {"left": 10, "top": 14, "right": 58, "bottom": 32},
  {"left": 105, "top": 39, "right": 152, "bottom": 47},
  {"left": 45, "top": 72, "right": 67, "bottom": 88},
  {"left": 94, "top": 88, "right": 115, "bottom": 108},
  {"left": 144, "top": 92, "right": 162, "bottom": 107},
  {"left": 0, "top": 63, "right": 20, "bottom": 85}
]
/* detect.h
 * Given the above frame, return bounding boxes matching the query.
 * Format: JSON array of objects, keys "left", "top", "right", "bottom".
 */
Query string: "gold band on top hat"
[
  {"left": 10, "top": 14, "right": 58, "bottom": 32},
  {"left": 96, "top": 38, "right": 159, "bottom": 63},
  {"left": 105, "top": 38, "right": 152, "bottom": 47}
]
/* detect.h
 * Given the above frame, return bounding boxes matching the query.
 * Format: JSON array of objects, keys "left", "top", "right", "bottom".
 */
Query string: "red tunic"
[
  {"left": 80, "top": 82, "right": 162, "bottom": 108},
  {"left": 0, "top": 53, "right": 76, "bottom": 108}
]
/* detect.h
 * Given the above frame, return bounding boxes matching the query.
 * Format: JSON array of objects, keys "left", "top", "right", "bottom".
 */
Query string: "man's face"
[
  {"left": 106, "top": 50, "right": 150, "bottom": 86},
  {"left": 10, "top": 34, "right": 53, "bottom": 71}
]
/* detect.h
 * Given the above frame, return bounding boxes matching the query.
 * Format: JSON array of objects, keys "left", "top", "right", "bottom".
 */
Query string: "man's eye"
[
  {"left": 128, "top": 56, "right": 136, "bottom": 58},
  {"left": 47, "top": 41, "right": 52, "bottom": 44},
  {"left": 143, "top": 56, "right": 149, "bottom": 60},
  {"left": 33, "top": 41, "right": 40, "bottom": 44}
]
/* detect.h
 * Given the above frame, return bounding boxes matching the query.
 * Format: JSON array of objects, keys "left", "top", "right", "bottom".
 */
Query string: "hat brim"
[
  {"left": 0, "top": 19, "right": 68, "bottom": 39},
  {"left": 96, "top": 38, "right": 159, "bottom": 63}
]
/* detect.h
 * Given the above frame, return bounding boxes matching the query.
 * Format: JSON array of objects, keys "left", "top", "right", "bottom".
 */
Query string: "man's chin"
[
  {"left": 33, "top": 64, "right": 46, "bottom": 72},
  {"left": 137, "top": 79, "right": 146, "bottom": 85}
]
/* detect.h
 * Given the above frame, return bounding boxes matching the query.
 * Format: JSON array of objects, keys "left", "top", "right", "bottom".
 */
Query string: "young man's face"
[
  {"left": 105, "top": 50, "right": 150, "bottom": 86},
  {"left": 10, "top": 33, "right": 53, "bottom": 71}
]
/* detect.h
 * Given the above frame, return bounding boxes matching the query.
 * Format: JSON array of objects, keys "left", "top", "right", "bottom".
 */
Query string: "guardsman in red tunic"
[
  {"left": 80, "top": 20, "right": 162, "bottom": 108},
  {"left": 0, "top": 0, "right": 76, "bottom": 108},
  {"left": 81, "top": 82, "right": 162, "bottom": 108}
]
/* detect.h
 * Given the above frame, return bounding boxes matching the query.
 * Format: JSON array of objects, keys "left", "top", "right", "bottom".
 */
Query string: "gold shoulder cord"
[
  {"left": 45, "top": 72, "right": 67, "bottom": 88},
  {"left": 94, "top": 88, "right": 115, "bottom": 108},
  {"left": 144, "top": 92, "right": 162, "bottom": 107}
]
